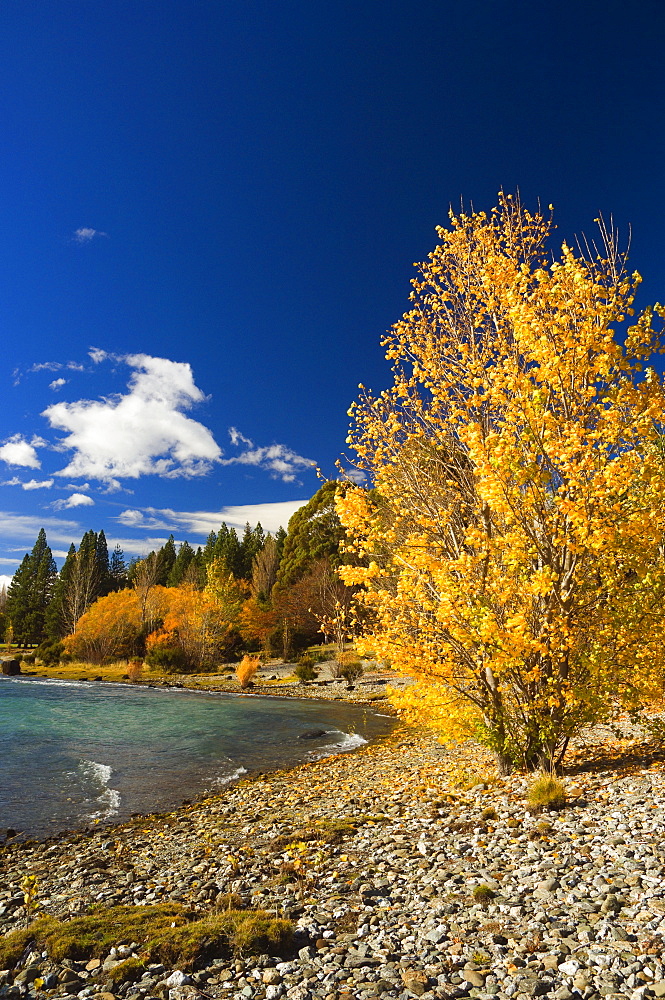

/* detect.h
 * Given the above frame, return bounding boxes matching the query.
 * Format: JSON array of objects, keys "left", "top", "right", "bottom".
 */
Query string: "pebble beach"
[{"left": 3, "top": 681, "right": 665, "bottom": 1000}]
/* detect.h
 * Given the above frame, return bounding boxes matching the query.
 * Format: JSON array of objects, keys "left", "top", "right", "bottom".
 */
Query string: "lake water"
[{"left": 0, "top": 676, "right": 394, "bottom": 839}]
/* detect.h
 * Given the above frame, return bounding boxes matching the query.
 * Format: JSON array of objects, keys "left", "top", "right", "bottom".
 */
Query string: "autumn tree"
[
  {"left": 338, "top": 194, "right": 665, "bottom": 772},
  {"left": 63, "top": 588, "right": 144, "bottom": 664}
]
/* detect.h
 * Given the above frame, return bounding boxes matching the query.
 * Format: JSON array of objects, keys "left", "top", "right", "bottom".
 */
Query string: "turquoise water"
[{"left": 0, "top": 677, "right": 393, "bottom": 839}]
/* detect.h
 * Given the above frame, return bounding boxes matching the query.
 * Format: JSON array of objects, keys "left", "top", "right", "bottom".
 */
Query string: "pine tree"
[
  {"left": 45, "top": 543, "right": 76, "bottom": 639},
  {"left": 168, "top": 541, "right": 196, "bottom": 586},
  {"left": 156, "top": 535, "right": 177, "bottom": 586},
  {"left": 109, "top": 545, "right": 128, "bottom": 591},
  {"left": 6, "top": 529, "right": 57, "bottom": 644},
  {"left": 96, "top": 530, "right": 111, "bottom": 597}
]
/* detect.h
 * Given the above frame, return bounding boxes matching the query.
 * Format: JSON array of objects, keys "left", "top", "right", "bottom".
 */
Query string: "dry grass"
[{"left": 526, "top": 774, "right": 567, "bottom": 812}]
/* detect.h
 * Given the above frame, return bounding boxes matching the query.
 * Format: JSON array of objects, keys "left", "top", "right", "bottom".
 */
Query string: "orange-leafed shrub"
[
  {"left": 236, "top": 654, "right": 259, "bottom": 689},
  {"left": 63, "top": 589, "right": 142, "bottom": 664}
]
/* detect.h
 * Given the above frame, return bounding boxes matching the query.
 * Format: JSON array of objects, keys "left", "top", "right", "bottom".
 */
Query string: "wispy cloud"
[
  {"left": 114, "top": 500, "right": 306, "bottom": 537},
  {"left": 51, "top": 493, "right": 95, "bottom": 510},
  {"left": 221, "top": 429, "right": 315, "bottom": 483},
  {"left": 42, "top": 353, "right": 221, "bottom": 484},
  {"left": 0, "top": 434, "right": 44, "bottom": 469},
  {"left": 49, "top": 378, "right": 67, "bottom": 391},
  {"left": 73, "top": 227, "right": 108, "bottom": 244}
]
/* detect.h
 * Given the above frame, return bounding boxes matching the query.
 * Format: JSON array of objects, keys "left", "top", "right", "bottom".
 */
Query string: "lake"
[{"left": 0, "top": 676, "right": 394, "bottom": 839}]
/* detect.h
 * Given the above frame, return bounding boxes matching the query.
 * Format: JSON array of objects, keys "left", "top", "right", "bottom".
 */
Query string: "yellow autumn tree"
[
  {"left": 146, "top": 561, "right": 245, "bottom": 670},
  {"left": 63, "top": 588, "right": 143, "bottom": 664},
  {"left": 337, "top": 194, "right": 665, "bottom": 771}
]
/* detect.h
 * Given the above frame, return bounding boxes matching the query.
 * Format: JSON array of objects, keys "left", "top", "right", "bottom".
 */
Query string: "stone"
[{"left": 1, "top": 659, "right": 20, "bottom": 676}]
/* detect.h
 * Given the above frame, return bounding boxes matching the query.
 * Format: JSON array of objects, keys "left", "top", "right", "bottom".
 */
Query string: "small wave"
[
  {"left": 214, "top": 765, "right": 248, "bottom": 786},
  {"left": 79, "top": 759, "right": 121, "bottom": 820},
  {"left": 309, "top": 730, "right": 368, "bottom": 758}
]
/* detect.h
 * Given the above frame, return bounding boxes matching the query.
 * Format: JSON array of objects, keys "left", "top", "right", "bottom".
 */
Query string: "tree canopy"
[{"left": 338, "top": 193, "right": 665, "bottom": 771}]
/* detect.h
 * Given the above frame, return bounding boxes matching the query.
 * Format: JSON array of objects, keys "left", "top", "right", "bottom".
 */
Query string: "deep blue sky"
[{"left": 1, "top": 0, "right": 664, "bottom": 584}]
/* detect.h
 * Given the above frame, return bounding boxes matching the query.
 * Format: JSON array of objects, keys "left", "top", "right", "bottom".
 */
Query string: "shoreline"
[
  {"left": 0, "top": 672, "right": 398, "bottom": 844},
  {"left": 4, "top": 702, "right": 665, "bottom": 1000}
]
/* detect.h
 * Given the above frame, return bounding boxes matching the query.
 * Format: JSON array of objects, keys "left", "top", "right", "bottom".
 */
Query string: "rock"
[
  {"left": 166, "top": 971, "right": 193, "bottom": 987},
  {"left": 298, "top": 730, "right": 328, "bottom": 740},
  {"left": 1, "top": 659, "right": 20, "bottom": 676}
]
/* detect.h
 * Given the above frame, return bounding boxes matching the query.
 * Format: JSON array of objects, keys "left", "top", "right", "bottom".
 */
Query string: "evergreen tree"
[
  {"left": 109, "top": 544, "right": 128, "bottom": 591},
  {"left": 156, "top": 534, "right": 177, "bottom": 586},
  {"left": 95, "top": 530, "right": 111, "bottom": 597},
  {"left": 6, "top": 529, "right": 57, "bottom": 644},
  {"left": 168, "top": 541, "right": 196, "bottom": 586},
  {"left": 45, "top": 543, "right": 76, "bottom": 639},
  {"left": 212, "top": 524, "right": 242, "bottom": 576},
  {"left": 238, "top": 522, "right": 265, "bottom": 579},
  {"left": 275, "top": 482, "right": 346, "bottom": 588},
  {"left": 203, "top": 531, "right": 217, "bottom": 564}
]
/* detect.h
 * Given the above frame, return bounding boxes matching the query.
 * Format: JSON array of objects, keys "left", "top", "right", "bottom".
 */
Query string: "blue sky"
[{"left": 1, "top": 0, "right": 664, "bottom": 587}]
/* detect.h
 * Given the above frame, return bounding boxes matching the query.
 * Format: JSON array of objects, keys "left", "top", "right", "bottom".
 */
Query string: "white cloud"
[
  {"left": 2, "top": 477, "right": 22, "bottom": 486},
  {"left": 42, "top": 353, "right": 222, "bottom": 483},
  {"left": 0, "top": 434, "right": 43, "bottom": 469},
  {"left": 228, "top": 426, "right": 254, "bottom": 448},
  {"left": 73, "top": 227, "right": 107, "bottom": 243},
  {"left": 221, "top": 438, "right": 316, "bottom": 483},
  {"left": 30, "top": 362, "right": 62, "bottom": 373},
  {"left": 116, "top": 508, "right": 173, "bottom": 530},
  {"left": 0, "top": 511, "right": 83, "bottom": 549},
  {"left": 22, "top": 479, "right": 54, "bottom": 490},
  {"left": 89, "top": 347, "right": 109, "bottom": 363},
  {"left": 51, "top": 493, "right": 95, "bottom": 510},
  {"left": 65, "top": 482, "right": 90, "bottom": 491},
  {"left": 49, "top": 378, "right": 67, "bottom": 390}
]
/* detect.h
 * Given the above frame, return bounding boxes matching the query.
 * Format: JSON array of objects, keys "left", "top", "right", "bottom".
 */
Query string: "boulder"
[
  {"left": 298, "top": 729, "right": 327, "bottom": 740},
  {"left": 1, "top": 659, "right": 20, "bottom": 676}
]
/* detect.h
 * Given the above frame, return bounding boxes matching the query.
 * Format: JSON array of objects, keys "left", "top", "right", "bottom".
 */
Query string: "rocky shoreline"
[{"left": 3, "top": 711, "right": 665, "bottom": 1000}]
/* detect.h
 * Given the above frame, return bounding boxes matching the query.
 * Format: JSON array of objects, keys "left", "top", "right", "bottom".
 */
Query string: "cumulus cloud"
[
  {"left": 21, "top": 479, "right": 54, "bottom": 490},
  {"left": 0, "top": 434, "right": 44, "bottom": 469},
  {"left": 42, "top": 353, "right": 222, "bottom": 483},
  {"left": 89, "top": 347, "right": 109, "bottom": 363},
  {"left": 51, "top": 493, "right": 95, "bottom": 510},
  {"left": 73, "top": 227, "right": 107, "bottom": 243},
  {"left": 2, "top": 477, "right": 21, "bottom": 486},
  {"left": 49, "top": 378, "right": 67, "bottom": 391},
  {"left": 228, "top": 426, "right": 254, "bottom": 448}
]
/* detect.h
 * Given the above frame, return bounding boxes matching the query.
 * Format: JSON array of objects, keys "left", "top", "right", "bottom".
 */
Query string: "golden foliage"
[
  {"left": 337, "top": 193, "right": 665, "bottom": 771},
  {"left": 236, "top": 654, "right": 259, "bottom": 688}
]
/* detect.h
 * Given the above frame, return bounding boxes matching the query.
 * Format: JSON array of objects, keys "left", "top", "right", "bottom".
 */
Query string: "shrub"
[
  {"left": 22, "top": 654, "right": 35, "bottom": 665},
  {"left": 145, "top": 645, "right": 188, "bottom": 673},
  {"left": 127, "top": 659, "right": 143, "bottom": 682},
  {"left": 13, "top": 653, "right": 23, "bottom": 663},
  {"left": 236, "top": 654, "right": 259, "bottom": 689},
  {"left": 527, "top": 774, "right": 567, "bottom": 812},
  {"left": 481, "top": 807, "right": 497, "bottom": 821},
  {"left": 35, "top": 640, "right": 65, "bottom": 667},
  {"left": 294, "top": 661, "right": 318, "bottom": 684},
  {"left": 339, "top": 660, "right": 363, "bottom": 684}
]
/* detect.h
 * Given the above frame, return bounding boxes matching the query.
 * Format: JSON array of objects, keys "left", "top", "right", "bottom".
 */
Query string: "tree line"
[{"left": 1, "top": 481, "right": 355, "bottom": 669}]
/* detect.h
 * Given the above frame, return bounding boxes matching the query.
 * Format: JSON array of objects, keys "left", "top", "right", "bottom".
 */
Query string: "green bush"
[
  {"left": 294, "top": 661, "right": 318, "bottom": 683},
  {"left": 340, "top": 660, "right": 364, "bottom": 684},
  {"left": 13, "top": 653, "right": 23, "bottom": 663},
  {"left": 35, "top": 640, "right": 65, "bottom": 666},
  {"left": 22, "top": 654, "right": 35, "bottom": 665},
  {"left": 145, "top": 646, "right": 189, "bottom": 672}
]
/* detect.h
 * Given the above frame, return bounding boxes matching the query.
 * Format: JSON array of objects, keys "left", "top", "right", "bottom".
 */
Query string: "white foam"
[
  {"left": 309, "top": 730, "right": 368, "bottom": 758},
  {"left": 214, "top": 765, "right": 248, "bottom": 786},
  {"left": 80, "top": 759, "right": 121, "bottom": 819}
]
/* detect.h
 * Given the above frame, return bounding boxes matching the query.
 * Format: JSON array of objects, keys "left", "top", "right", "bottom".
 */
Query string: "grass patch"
[
  {"left": 526, "top": 774, "right": 567, "bottom": 812},
  {"left": 472, "top": 884, "right": 495, "bottom": 908},
  {"left": 0, "top": 903, "right": 292, "bottom": 971}
]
